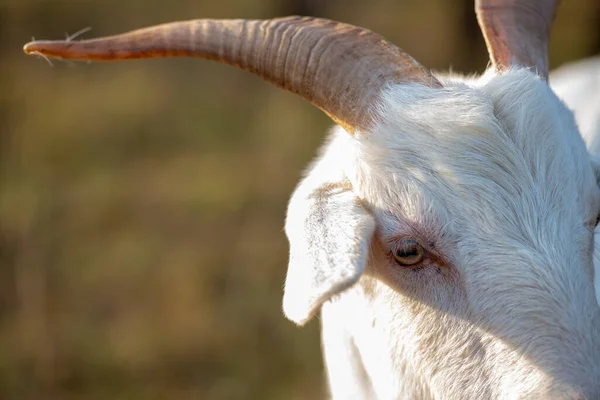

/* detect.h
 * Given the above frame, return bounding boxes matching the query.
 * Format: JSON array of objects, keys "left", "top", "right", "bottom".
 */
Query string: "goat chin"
[{"left": 284, "top": 67, "right": 600, "bottom": 399}]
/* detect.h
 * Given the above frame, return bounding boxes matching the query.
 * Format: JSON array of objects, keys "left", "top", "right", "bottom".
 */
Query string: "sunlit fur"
[
  {"left": 284, "top": 68, "right": 600, "bottom": 399},
  {"left": 551, "top": 57, "right": 600, "bottom": 154}
]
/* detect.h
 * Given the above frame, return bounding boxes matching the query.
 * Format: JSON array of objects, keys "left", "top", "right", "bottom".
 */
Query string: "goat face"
[
  {"left": 284, "top": 69, "right": 600, "bottom": 399},
  {"left": 22, "top": 1, "right": 600, "bottom": 397}
]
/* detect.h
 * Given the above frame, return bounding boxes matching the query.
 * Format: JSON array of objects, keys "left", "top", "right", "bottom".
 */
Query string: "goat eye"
[
  {"left": 393, "top": 241, "right": 424, "bottom": 267},
  {"left": 595, "top": 214, "right": 600, "bottom": 227}
]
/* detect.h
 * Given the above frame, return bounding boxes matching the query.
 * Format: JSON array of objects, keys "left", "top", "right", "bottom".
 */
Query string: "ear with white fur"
[{"left": 282, "top": 182, "right": 375, "bottom": 325}]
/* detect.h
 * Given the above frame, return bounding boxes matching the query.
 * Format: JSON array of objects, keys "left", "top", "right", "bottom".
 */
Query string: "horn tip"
[
  {"left": 23, "top": 41, "right": 39, "bottom": 55},
  {"left": 24, "top": 41, "right": 52, "bottom": 56},
  {"left": 23, "top": 40, "right": 69, "bottom": 59}
]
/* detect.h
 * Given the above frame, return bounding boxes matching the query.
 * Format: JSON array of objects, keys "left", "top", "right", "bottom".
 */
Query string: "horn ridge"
[{"left": 24, "top": 16, "right": 441, "bottom": 133}]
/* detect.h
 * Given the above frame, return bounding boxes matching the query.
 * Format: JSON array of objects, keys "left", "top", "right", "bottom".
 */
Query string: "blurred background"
[{"left": 0, "top": 0, "right": 598, "bottom": 399}]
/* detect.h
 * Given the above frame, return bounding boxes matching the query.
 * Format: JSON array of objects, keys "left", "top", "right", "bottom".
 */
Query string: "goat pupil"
[{"left": 398, "top": 248, "right": 417, "bottom": 258}]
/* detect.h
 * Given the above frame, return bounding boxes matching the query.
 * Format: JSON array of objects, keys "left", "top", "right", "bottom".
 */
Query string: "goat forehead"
[{"left": 354, "top": 69, "right": 597, "bottom": 230}]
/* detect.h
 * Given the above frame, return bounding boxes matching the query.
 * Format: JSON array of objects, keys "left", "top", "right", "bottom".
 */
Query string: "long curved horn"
[
  {"left": 475, "top": 0, "right": 561, "bottom": 80},
  {"left": 23, "top": 16, "right": 440, "bottom": 134}
]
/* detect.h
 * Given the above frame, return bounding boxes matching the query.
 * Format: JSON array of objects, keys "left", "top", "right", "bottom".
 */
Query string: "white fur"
[
  {"left": 283, "top": 68, "right": 600, "bottom": 399},
  {"left": 551, "top": 58, "right": 600, "bottom": 307}
]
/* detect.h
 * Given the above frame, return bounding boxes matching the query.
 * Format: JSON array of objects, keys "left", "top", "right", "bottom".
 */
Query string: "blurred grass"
[{"left": 0, "top": 0, "right": 598, "bottom": 399}]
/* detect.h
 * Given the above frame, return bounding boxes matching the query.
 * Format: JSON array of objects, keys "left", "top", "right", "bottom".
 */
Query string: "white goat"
[{"left": 24, "top": 0, "right": 600, "bottom": 398}]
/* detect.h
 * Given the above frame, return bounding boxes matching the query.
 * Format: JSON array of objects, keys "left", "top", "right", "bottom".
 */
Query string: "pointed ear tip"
[
  {"left": 282, "top": 296, "right": 315, "bottom": 326},
  {"left": 283, "top": 312, "right": 311, "bottom": 326}
]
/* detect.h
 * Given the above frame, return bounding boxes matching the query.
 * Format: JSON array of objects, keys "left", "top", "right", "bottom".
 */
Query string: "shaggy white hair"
[{"left": 284, "top": 68, "right": 600, "bottom": 399}]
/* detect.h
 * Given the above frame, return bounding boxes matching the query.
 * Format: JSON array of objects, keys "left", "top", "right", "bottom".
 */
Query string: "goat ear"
[{"left": 282, "top": 183, "right": 375, "bottom": 325}]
